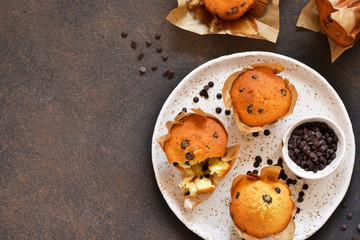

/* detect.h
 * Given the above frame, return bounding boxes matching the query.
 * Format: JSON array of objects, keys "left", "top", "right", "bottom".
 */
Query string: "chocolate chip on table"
[
  {"left": 203, "top": 85, "right": 210, "bottom": 90},
  {"left": 225, "top": 110, "right": 231, "bottom": 115},
  {"left": 121, "top": 31, "right": 128, "bottom": 38},
  {"left": 252, "top": 132, "right": 259, "bottom": 137},
  {"left": 297, "top": 196, "right": 304, "bottom": 202},
  {"left": 215, "top": 107, "right": 222, "bottom": 114},
  {"left": 303, "top": 184, "right": 309, "bottom": 190},
  {"left": 155, "top": 34, "right": 161, "bottom": 40},
  {"left": 202, "top": 164, "right": 208, "bottom": 171},
  {"left": 163, "top": 70, "right": 170, "bottom": 77},
  {"left": 286, "top": 179, "right": 293, "bottom": 185},
  {"left": 341, "top": 201, "right": 347, "bottom": 208},
  {"left": 168, "top": 72, "right": 175, "bottom": 79},
  {"left": 253, "top": 162, "right": 259, "bottom": 168},
  {"left": 182, "top": 107, "right": 187, "bottom": 113},
  {"left": 296, "top": 207, "right": 301, "bottom": 213},
  {"left": 347, "top": 213, "right": 353, "bottom": 220},
  {"left": 162, "top": 53, "right": 168, "bottom": 61},
  {"left": 139, "top": 66, "right": 146, "bottom": 73},
  {"left": 281, "top": 89, "right": 287, "bottom": 96},
  {"left": 151, "top": 65, "right": 157, "bottom": 71},
  {"left": 255, "top": 156, "right": 262, "bottom": 163},
  {"left": 275, "top": 187, "right": 281, "bottom": 194},
  {"left": 341, "top": 224, "right": 347, "bottom": 231},
  {"left": 204, "top": 174, "right": 210, "bottom": 178},
  {"left": 130, "top": 41, "right": 137, "bottom": 49},
  {"left": 235, "top": 192, "right": 240, "bottom": 199},
  {"left": 146, "top": 40, "right": 152, "bottom": 46},
  {"left": 258, "top": 108, "right": 264, "bottom": 113},
  {"left": 208, "top": 81, "right": 214, "bottom": 87},
  {"left": 156, "top": 47, "right": 163, "bottom": 53},
  {"left": 216, "top": 93, "right": 222, "bottom": 99},
  {"left": 267, "top": 159, "right": 273, "bottom": 165},
  {"left": 138, "top": 52, "right": 144, "bottom": 60},
  {"left": 264, "top": 129, "right": 271, "bottom": 136}
]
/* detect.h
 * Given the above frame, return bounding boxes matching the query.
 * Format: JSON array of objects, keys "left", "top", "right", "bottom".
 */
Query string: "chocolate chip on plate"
[
  {"left": 130, "top": 41, "right": 137, "bottom": 49},
  {"left": 208, "top": 81, "right": 214, "bottom": 87},
  {"left": 215, "top": 107, "right": 222, "bottom": 114},
  {"left": 168, "top": 72, "right": 175, "bottom": 79},
  {"left": 216, "top": 93, "right": 222, "bottom": 99},
  {"left": 193, "top": 97, "right": 199, "bottom": 103},
  {"left": 156, "top": 47, "right": 163, "bottom": 53},
  {"left": 146, "top": 40, "right": 152, "bottom": 46},
  {"left": 138, "top": 52, "right": 144, "bottom": 60},
  {"left": 252, "top": 132, "right": 259, "bottom": 137},
  {"left": 182, "top": 107, "right": 187, "bottom": 113},
  {"left": 267, "top": 159, "right": 273, "bottom": 165},
  {"left": 225, "top": 110, "right": 231, "bottom": 115},
  {"left": 264, "top": 129, "right": 271, "bottom": 136}
]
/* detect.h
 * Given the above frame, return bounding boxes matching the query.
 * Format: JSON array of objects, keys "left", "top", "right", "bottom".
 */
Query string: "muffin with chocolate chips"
[
  {"left": 230, "top": 166, "right": 296, "bottom": 239},
  {"left": 222, "top": 62, "right": 298, "bottom": 133},
  {"left": 156, "top": 108, "right": 240, "bottom": 209}
]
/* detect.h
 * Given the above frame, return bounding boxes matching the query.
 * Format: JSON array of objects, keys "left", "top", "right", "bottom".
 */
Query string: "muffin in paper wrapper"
[
  {"left": 156, "top": 108, "right": 240, "bottom": 209},
  {"left": 222, "top": 62, "right": 298, "bottom": 134},
  {"left": 230, "top": 166, "right": 296, "bottom": 240},
  {"left": 297, "top": 0, "right": 360, "bottom": 62},
  {"left": 166, "top": 0, "right": 280, "bottom": 43}
]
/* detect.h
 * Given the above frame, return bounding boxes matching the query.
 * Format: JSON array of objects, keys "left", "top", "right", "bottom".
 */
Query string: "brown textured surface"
[{"left": 0, "top": 0, "right": 359, "bottom": 239}]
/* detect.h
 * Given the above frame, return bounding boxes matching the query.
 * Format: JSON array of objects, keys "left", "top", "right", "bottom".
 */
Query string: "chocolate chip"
[
  {"left": 264, "top": 130, "right": 270, "bottom": 136},
  {"left": 139, "top": 66, "right": 146, "bottom": 73},
  {"left": 251, "top": 75, "right": 258, "bottom": 80},
  {"left": 162, "top": 53, "right": 168, "bottom": 61},
  {"left": 146, "top": 40, "right": 152, "bottom": 46},
  {"left": 156, "top": 47, "right": 163, "bottom": 53},
  {"left": 151, "top": 65, "right": 157, "bottom": 71},
  {"left": 253, "top": 162, "right": 259, "bottom": 168},
  {"left": 155, "top": 34, "right": 161, "bottom": 40},
  {"left": 200, "top": 89, "right": 206, "bottom": 97},
  {"left": 213, "top": 132, "right": 219, "bottom": 138},
  {"left": 235, "top": 192, "right": 240, "bottom": 199},
  {"left": 358, "top": 224, "right": 360, "bottom": 232},
  {"left": 203, "top": 85, "right": 210, "bottom": 90},
  {"left": 252, "top": 132, "right": 259, "bottom": 137},
  {"left": 216, "top": 107, "right": 222, "bottom": 114},
  {"left": 299, "top": 191, "right": 305, "bottom": 197},
  {"left": 121, "top": 31, "right": 128, "bottom": 38},
  {"left": 138, "top": 52, "right": 144, "bottom": 60},
  {"left": 267, "top": 159, "right": 273, "bottom": 165},
  {"left": 341, "top": 224, "right": 347, "bottom": 231},
  {"left": 347, "top": 213, "right": 353, "bottom": 220},
  {"left": 168, "top": 72, "right": 175, "bottom": 79},
  {"left": 173, "top": 162, "right": 179, "bottom": 167},
  {"left": 239, "top": 87, "right": 245, "bottom": 92},
  {"left": 341, "top": 201, "right": 347, "bottom": 208},
  {"left": 296, "top": 207, "right": 301, "bottom": 213},
  {"left": 193, "top": 97, "right": 199, "bottom": 103},
  {"left": 185, "top": 152, "right": 194, "bottom": 160},
  {"left": 231, "top": 6, "right": 239, "bottom": 13},
  {"left": 225, "top": 110, "right": 231, "bottom": 115},
  {"left": 204, "top": 174, "right": 210, "bottom": 178},
  {"left": 303, "top": 184, "right": 309, "bottom": 190},
  {"left": 130, "top": 41, "right": 137, "bottom": 49},
  {"left": 208, "top": 81, "right": 214, "bottom": 87},
  {"left": 181, "top": 140, "right": 189, "bottom": 150},
  {"left": 281, "top": 89, "right": 287, "bottom": 96},
  {"left": 275, "top": 187, "right": 281, "bottom": 194},
  {"left": 241, "top": 2, "right": 245, "bottom": 7},
  {"left": 182, "top": 107, "right": 187, "bottom": 113},
  {"left": 184, "top": 191, "right": 190, "bottom": 196},
  {"left": 298, "top": 196, "right": 304, "bottom": 202},
  {"left": 252, "top": 170, "right": 259, "bottom": 174},
  {"left": 255, "top": 156, "right": 262, "bottom": 163},
  {"left": 247, "top": 104, "right": 253, "bottom": 113},
  {"left": 216, "top": 93, "right": 222, "bottom": 99},
  {"left": 258, "top": 108, "right": 264, "bottom": 113},
  {"left": 262, "top": 195, "right": 272, "bottom": 204},
  {"left": 163, "top": 70, "right": 170, "bottom": 77}
]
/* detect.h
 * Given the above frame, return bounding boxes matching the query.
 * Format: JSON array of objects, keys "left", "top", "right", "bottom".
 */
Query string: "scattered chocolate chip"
[
  {"left": 130, "top": 41, "right": 137, "bottom": 49},
  {"left": 205, "top": 145, "right": 210, "bottom": 149},
  {"left": 241, "top": 2, "right": 245, "bottom": 7},
  {"left": 184, "top": 191, "right": 190, "bottom": 196},
  {"left": 203, "top": 85, "right": 210, "bottom": 90},
  {"left": 341, "top": 201, "right": 347, "bottom": 208},
  {"left": 231, "top": 6, "right": 239, "bottom": 13},
  {"left": 185, "top": 152, "right": 194, "bottom": 160},
  {"left": 275, "top": 187, "right": 281, "bottom": 194},
  {"left": 298, "top": 197, "right": 304, "bottom": 202},
  {"left": 341, "top": 224, "right": 347, "bottom": 231},
  {"left": 352, "top": 236, "right": 358, "bottom": 240},
  {"left": 156, "top": 47, "right": 163, "bottom": 53},
  {"left": 255, "top": 156, "right": 262, "bottom": 163},
  {"left": 208, "top": 81, "right": 214, "bottom": 87},
  {"left": 225, "top": 110, "right": 231, "bottom": 115},
  {"left": 267, "top": 159, "right": 273, "bottom": 165},
  {"left": 121, "top": 31, "right": 128, "bottom": 38},
  {"left": 239, "top": 87, "right": 245, "bottom": 92},
  {"left": 173, "top": 162, "right": 179, "bottom": 167},
  {"left": 216, "top": 93, "right": 222, "bottom": 99},
  {"left": 213, "top": 132, "right": 219, "bottom": 138},
  {"left": 155, "top": 34, "right": 161, "bottom": 40},
  {"left": 252, "top": 132, "right": 259, "bottom": 137},
  {"left": 215, "top": 107, "right": 222, "bottom": 114},
  {"left": 299, "top": 191, "right": 305, "bottom": 197},
  {"left": 162, "top": 53, "right": 168, "bottom": 61},
  {"left": 251, "top": 75, "right": 258, "bottom": 80},
  {"left": 146, "top": 40, "right": 152, "bottom": 46},
  {"left": 303, "top": 184, "right": 309, "bottom": 190},
  {"left": 281, "top": 89, "right": 287, "bottom": 96},
  {"left": 247, "top": 104, "right": 253, "bottom": 113},
  {"left": 347, "top": 213, "right": 353, "bottom": 220},
  {"left": 246, "top": 171, "right": 251, "bottom": 175},
  {"left": 264, "top": 130, "right": 270, "bottom": 136},
  {"left": 163, "top": 70, "right": 170, "bottom": 77},
  {"left": 258, "top": 108, "right": 264, "bottom": 113},
  {"left": 139, "top": 66, "right": 146, "bottom": 73},
  {"left": 262, "top": 195, "right": 272, "bottom": 204},
  {"left": 235, "top": 192, "right": 240, "bottom": 199},
  {"left": 193, "top": 97, "right": 199, "bottom": 103},
  {"left": 138, "top": 52, "right": 144, "bottom": 60},
  {"left": 252, "top": 170, "right": 259, "bottom": 174},
  {"left": 253, "top": 162, "right": 259, "bottom": 168},
  {"left": 168, "top": 72, "right": 175, "bottom": 79},
  {"left": 181, "top": 140, "right": 190, "bottom": 150},
  {"left": 151, "top": 65, "right": 157, "bottom": 71},
  {"left": 182, "top": 107, "right": 187, "bottom": 113},
  {"left": 296, "top": 207, "right": 301, "bottom": 213},
  {"left": 204, "top": 174, "right": 210, "bottom": 178}
]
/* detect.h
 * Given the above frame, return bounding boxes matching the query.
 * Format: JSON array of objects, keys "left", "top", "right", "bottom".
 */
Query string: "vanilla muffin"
[
  {"left": 230, "top": 66, "right": 292, "bottom": 127},
  {"left": 203, "top": 0, "right": 257, "bottom": 21},
  {"left": 230, "top": 166, "right": 295, "bottom": 239}
]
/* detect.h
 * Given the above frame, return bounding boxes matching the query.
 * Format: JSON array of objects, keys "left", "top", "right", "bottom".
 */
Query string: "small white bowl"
[{"left": 282, "top": 116, "right": 346, "bottom": 180}]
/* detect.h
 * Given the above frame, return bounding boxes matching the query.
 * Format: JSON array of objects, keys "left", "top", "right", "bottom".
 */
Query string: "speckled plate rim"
[{"left": 151, "top": 51, "right": 355, "bottom": 239}]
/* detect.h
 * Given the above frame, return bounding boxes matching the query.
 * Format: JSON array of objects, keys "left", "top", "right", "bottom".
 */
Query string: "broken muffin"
[{"left": 156, "top": 108, "right": 240, "bottom": 209}]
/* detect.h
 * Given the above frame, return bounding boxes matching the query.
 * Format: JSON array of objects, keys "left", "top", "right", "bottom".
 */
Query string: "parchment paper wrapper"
[
  {"left": 166, "top": 0, "right": 280, "bottom": 43},
  {"left": 231, "top": 166, "right": 296, "bottom": 240},
  {"left": 222, "top": 62, "right": 298, "bottom": 134},
  {"left": 156, "top": 108, "right": 241, "bottom": 209},
  {"left": 297, "top": 0, "right": 359, "bottom": 62}
]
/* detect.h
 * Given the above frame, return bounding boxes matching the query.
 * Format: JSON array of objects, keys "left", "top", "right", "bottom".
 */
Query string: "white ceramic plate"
[{"left": 151, "top": 52, "right": 355, "bottom": 240}]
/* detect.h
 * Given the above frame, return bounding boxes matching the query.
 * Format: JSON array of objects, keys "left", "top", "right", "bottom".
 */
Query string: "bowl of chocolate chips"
[{"left": 282, "top": 116, "right": 346, "bottom": 180}]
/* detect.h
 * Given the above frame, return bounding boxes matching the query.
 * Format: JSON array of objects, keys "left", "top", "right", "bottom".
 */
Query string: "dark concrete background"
[{"left": 0, "top": 0, "right": 359, "bottom": 239}]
